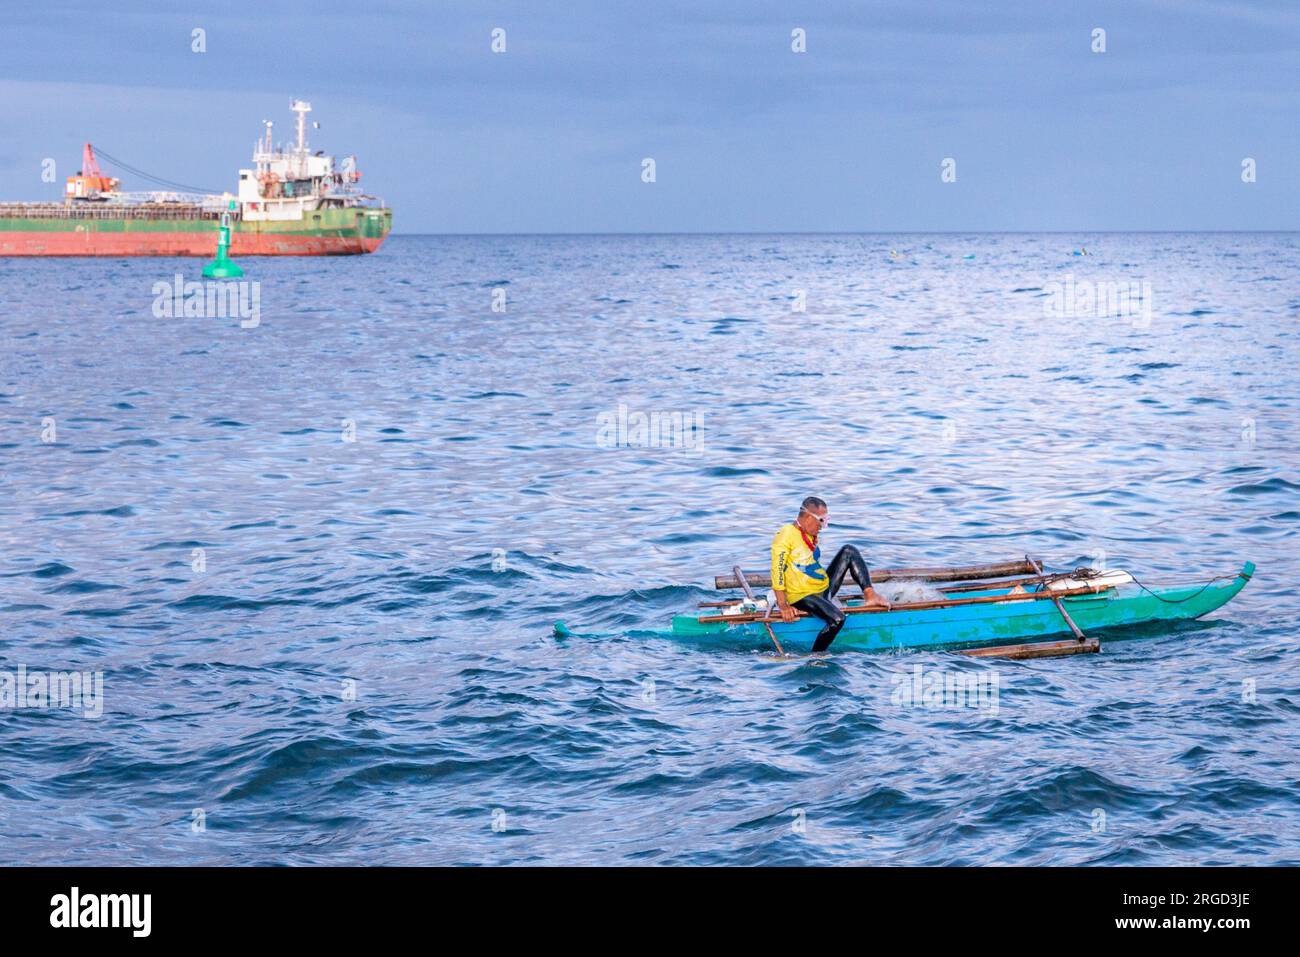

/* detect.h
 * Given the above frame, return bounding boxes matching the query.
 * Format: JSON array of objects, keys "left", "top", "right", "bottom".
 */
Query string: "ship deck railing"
[{"left": 0, "top": 203, "right": 227, "bottom": 221}]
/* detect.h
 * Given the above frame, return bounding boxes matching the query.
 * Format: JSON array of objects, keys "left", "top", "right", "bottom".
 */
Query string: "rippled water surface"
[{"left": 1, "top": 234, "right": 1298, "bottom": 864}]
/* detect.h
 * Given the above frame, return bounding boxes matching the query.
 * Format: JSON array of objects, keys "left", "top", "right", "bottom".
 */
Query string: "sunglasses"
[{"left": 800, "top": 508, "right": 830, "bottom": 526}]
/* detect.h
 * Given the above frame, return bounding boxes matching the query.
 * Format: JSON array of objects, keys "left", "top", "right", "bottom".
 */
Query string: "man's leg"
[
  {"left": 825, "top": 544, "right": 873, "bottom": 597},
  {"left": 793, "top": 593, "right": 846, "bottom": 652}
]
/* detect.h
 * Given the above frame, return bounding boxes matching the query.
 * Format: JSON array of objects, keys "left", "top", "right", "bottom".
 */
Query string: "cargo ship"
[{"left": 0, "top": 100, "right": 391, "bottom": 256}]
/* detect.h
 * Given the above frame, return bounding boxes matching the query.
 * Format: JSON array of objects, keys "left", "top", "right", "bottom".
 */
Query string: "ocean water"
[{"left": 0, "top": 233, "right": 1297, "bottom": 865}]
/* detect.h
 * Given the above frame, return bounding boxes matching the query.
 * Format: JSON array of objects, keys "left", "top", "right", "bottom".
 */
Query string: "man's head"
[{"left": 796, "top": 495, "right": 828, "bottom": 536}]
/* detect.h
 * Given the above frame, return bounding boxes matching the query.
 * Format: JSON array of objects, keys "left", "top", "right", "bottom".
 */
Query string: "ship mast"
[{"left": 291, "top": 99, "right": 312, "bottom": 178}]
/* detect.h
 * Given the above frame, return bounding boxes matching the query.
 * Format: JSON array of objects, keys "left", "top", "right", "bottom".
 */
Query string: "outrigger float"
[{"left": 665, "top": 557, "right": 1254, "bottom": 659}]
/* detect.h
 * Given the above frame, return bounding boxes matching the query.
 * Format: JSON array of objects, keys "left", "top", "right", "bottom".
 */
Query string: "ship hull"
[{"left": 0, "top": 206, "right": 392, "bottom": 257}]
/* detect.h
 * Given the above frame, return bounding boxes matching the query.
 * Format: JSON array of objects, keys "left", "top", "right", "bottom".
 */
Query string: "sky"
[{"left": 0, "top": 0, "right": 1297, "bottom": 233}]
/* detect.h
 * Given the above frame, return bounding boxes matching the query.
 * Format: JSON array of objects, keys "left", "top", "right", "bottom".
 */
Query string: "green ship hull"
[{"left": 0, "top": 204, "right": 392, "bottom": 256}]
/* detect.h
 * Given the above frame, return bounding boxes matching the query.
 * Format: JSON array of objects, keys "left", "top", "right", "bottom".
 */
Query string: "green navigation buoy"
[{"left": 202, "top": 201, "right": 244, "bottom": 278}]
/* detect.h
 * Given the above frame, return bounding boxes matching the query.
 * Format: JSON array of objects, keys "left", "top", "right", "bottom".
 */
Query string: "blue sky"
[{"left": 1, "top": 1, "right": 1297, "bottom": 232}]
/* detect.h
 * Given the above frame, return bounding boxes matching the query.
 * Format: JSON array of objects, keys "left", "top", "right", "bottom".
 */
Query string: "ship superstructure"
[{"left": 240, "top": 100, "right": 367, "bottom": 221}]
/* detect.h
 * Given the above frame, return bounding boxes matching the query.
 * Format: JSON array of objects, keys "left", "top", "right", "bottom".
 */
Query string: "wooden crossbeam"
[
  {"left": 713, "top": 558, "right": 1037, "bottom": 591},
  {"left": 695, "top": 581, "right": 1108, "bottom": 624}
]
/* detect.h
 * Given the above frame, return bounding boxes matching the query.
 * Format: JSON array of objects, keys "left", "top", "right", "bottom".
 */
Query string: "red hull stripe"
[{"left": 0, "top": 233, "right": 387, "bottom": 257}]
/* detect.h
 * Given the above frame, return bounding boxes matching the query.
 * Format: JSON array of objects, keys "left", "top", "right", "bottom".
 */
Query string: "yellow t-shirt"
[{"left": 770, "top": 523, "right": 829, "bottom": 604}]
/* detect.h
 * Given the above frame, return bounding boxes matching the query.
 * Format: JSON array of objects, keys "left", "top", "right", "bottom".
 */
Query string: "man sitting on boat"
[{"left": 771, "top": 496, "right": 890, "bottom": 652}]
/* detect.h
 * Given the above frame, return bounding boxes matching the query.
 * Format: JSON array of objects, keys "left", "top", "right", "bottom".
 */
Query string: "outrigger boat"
[{"left": 666, "top": 557, "right": 1254, "bottom": 659}]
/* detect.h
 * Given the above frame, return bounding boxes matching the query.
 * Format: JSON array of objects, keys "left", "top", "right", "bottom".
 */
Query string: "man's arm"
[
  {"left": 772, "top": 587, "right": 798, "bottom": 622},
  {"left": 770, "top": 531, "right": 798, "bottom": 622}
]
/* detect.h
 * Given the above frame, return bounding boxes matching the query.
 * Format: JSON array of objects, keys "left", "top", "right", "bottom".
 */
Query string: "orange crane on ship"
[{"left": 65, "top": 143, "right": 120, "bottom": 201}]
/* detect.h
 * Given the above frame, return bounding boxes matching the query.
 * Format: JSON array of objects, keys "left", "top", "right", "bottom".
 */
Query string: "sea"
[{"left": 0, "top": 233, "right": 1296, "bottom": 864}]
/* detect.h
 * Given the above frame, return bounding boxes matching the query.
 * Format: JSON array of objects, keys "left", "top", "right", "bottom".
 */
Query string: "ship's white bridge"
[{"left": 238, "top": 99, "right": 370, "bottom": 222}]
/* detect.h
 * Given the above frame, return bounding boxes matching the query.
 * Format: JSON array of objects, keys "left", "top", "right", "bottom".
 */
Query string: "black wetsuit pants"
[{"left": 792, "top": 545, "right": 873, "bottom": 652}]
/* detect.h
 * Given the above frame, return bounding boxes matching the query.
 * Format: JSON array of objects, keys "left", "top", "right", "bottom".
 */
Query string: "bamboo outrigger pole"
[
  {"left": 697, "top": 580, "right": 1108, "bottom": 624},
  {"left": 732, "top": 565, "right": 785, "bottom": 656},
  {"left": 715, "top": 558, "right": 1037, "bottom": 590},
  {"left": 1027, "top": 556, "right": 1088, "bottom": 642}
]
